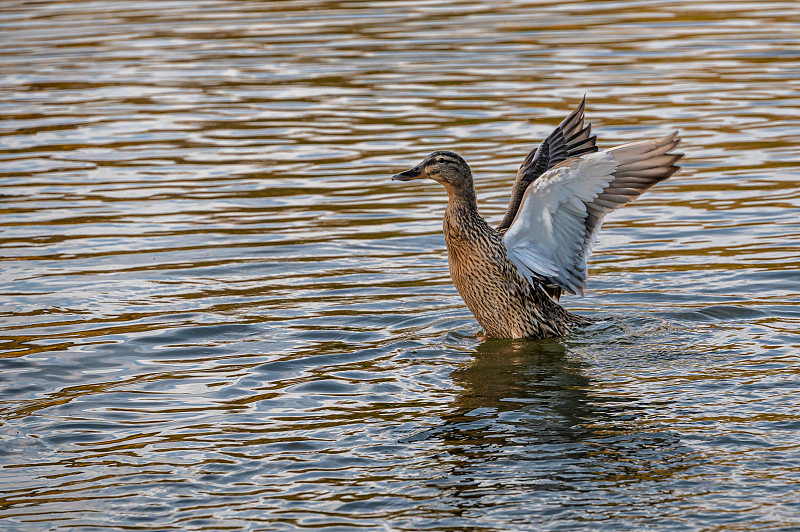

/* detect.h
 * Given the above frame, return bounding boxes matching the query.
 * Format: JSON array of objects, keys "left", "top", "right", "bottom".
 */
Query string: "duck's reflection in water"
[
  {"left": 413, "top": 339, "right": 694, "bottom": 519},
  {"left": 449, "top": 339, "right": 593, "bottom": 445}
]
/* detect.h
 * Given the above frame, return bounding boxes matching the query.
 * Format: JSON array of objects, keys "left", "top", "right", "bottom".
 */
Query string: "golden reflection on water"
[{"left": 1, "top": 0, "right": 800, "bottom": 530}]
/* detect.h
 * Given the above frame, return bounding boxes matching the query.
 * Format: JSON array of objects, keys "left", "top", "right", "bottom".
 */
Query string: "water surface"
[{"left": 2, "top": 0, "right": 800, "bottom": 530}]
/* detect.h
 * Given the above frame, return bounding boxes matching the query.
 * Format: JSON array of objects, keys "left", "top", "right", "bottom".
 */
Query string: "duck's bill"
[{"left": 392, "top": 166, "right": 423, "bottom": 181}]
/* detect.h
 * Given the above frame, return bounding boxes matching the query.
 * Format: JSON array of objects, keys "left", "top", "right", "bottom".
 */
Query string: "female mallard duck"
[{"left": 392, "top": 98, "right": 682, "bottom": 339}]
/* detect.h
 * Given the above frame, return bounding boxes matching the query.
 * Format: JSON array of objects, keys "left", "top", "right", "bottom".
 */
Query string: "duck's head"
[{"left": 392, "top": 151, "right": 473, "bottom": 193}]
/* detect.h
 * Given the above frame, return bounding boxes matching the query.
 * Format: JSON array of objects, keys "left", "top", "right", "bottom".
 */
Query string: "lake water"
[{"left": 1, "top": 1, "right": 799, "bottom": 530}]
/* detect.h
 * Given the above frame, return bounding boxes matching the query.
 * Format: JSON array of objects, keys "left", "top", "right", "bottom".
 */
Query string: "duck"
[{"left": 392, "top": 97, "right": 683, "bottom": 339}]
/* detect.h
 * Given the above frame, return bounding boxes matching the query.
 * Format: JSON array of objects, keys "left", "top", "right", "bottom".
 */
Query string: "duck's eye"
[{"left": 436, "top": 158, "right": 446, "bottom": 164}]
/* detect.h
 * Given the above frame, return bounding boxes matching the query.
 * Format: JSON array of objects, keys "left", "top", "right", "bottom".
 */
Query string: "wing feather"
[
  {"left": 497, "top": 97, "right": 599, "bottom": 231},
  {"left": 503, "top": 132, "right": 683, "bottom": 296}
]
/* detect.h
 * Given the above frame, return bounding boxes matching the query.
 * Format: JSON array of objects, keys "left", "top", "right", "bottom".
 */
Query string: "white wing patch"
[{"left": 503, "top": 152, "right": 618, "bottom": 296}]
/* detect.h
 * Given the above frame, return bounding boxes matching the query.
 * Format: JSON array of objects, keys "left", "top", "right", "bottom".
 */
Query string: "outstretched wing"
[
  {"left": 503, "top": 132, "right": 683, "bottom": 296},
  {"left": 496, "top": 96, "right": 598, "bottom": 232}
]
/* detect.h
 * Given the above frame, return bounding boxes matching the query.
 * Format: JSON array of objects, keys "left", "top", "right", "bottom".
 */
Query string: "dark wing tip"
[{"left": 497, "top": 98, "right": 598, "bottom": 231}]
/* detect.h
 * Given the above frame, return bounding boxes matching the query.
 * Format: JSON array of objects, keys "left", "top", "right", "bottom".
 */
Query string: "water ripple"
[{"left": 2, "top": 0, "right": 799, "bottom": 530}]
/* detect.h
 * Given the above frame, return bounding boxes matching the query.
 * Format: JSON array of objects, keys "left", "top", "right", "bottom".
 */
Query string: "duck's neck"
[
  {"left": 444, "top": 183, "right": 478, "bottom": 217},
  {"left": 444, "top": 184, "right": 491, "bottom": 241}
]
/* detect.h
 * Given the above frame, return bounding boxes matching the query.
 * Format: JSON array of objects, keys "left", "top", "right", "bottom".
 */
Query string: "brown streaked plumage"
[{"left": 392, "top": 99, "right": 683, "bottom": 339}]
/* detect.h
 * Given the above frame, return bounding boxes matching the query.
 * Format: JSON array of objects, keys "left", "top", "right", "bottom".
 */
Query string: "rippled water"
[{"left": 2, "top": 0, "right": 799, "bottom": 530}]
